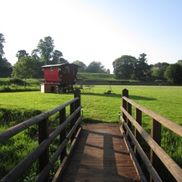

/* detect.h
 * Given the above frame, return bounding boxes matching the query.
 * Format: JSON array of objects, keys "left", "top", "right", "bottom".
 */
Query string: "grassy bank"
[{"left": 0, "top": 78, "right": 40, "bottom": 92}]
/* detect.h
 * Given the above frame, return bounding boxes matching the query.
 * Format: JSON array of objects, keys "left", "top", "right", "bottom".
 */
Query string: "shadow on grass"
[{"left": 81, "top": 92, "right": 156, "bottom": 101}]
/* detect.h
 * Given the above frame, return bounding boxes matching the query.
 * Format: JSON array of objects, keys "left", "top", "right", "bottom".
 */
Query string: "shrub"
[{"left": 9, "top": 78, "right": 25, "bottom": 85}]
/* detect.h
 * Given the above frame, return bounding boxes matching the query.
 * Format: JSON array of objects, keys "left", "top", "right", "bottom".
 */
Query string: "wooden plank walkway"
[{"left": 60, "top": 123, "right": 140, "bottom": 182}]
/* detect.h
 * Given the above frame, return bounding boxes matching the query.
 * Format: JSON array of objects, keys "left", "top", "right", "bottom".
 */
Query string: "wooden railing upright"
[
  {"left": 0, "top": 89, "right": 82, "bottom": 182},
  {"left": 121, "top": 89, "right": 182, "bottom": 182}
]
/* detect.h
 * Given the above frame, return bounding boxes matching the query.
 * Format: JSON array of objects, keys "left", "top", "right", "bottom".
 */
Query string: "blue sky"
[{"left": 1, "top": 0, "right": 182, "bottom": 71}]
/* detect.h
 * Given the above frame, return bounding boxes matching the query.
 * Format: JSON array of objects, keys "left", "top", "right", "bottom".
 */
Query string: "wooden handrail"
[
  {"left": 0, "top": 98, "right": 79, "bottom": 143},
  {"left": 120, "top": 123, "right": 162, "bottom": 182},
  {"left": 1, "top": 106, "right": 82, "bottom": 182},
  {"left": 121, "top": 89, "right": 182, "bottom": 182},
  {"left": 122, "top": 107, "right": 182, "bottom": 181},
  {"left": 122, "top": 96, "right": 182, "bottom": 137},
  {"left": 37, "top": 117, "right": 82, "bottom": 181},
  {"left": 1, "top": 89, "right": 82, "bottom": 181}
]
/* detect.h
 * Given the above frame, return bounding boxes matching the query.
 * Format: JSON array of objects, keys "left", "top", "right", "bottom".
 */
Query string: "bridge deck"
[{"left": 61, "top": 123, "right": 140, "bottom": 182}]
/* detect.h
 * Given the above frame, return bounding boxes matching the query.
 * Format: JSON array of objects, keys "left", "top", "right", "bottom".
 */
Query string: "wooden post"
[
  {"left": 38, "top": 119, "right": 49, "bottom": 179},
  {"left": 122, "top": 89, "right": 128, "bottom": 135},
  {"left": 127, "top": 101, "right": 132, "bottom": 145},
  {"left": 59, "top": 108, "right": 66, "bottom": 161},
  {"left": 70, "top": 90, "right": 80, "bottom": 142},
  {"left": 122, "top": 88, "right": 128, "bottom": 98},
  {"left": 150, "top": 119, "right": 161, "bottom": 182},
  {"left": 70, "top": 101, "right": 75, "bottom": 141},
  {"left": 127, "top": 102, "right": 132, "bottom": 127},
  {"left": 122, "top": 89, "right": 128, "bottom": 122},
  {"left": 72, "top": 89, "right": 81, "bottom": 140},
  {"left": 74, "top": 89, "right": 81, "bottom": 119},
  {"left": 134, "top": 108, "right": 142, "bottom": 156}
]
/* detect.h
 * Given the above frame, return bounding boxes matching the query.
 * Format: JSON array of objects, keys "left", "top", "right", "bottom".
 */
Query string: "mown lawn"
[
  {"left": 0, "top": 86, "right": 182, "bottom": 124},
  {"left": 0, "top": 85, "right": 181, "bottom": 180},
  {"left": 0, "top": 85, "right": 182, "bottom": 124},
  {"left": 81, "top": 85, "right": 182, "bottom": 124}
]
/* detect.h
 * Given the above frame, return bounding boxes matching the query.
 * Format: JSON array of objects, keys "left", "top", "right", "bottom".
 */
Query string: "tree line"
[
  {"left": 0, "top": 33, "right": 108, "bottom": 78},
  {"left": 113, "top": 54, "right": 182, "bottom": 84},
  {"left": 0, "top": 33, "right": 182, "bottom": 84}
]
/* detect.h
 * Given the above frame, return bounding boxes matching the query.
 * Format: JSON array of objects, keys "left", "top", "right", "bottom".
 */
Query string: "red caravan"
[{"left": 41, "top": 63, "right": 78, "bottom": 93}]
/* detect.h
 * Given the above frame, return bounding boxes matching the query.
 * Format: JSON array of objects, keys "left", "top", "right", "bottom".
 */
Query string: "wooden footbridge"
[{"left": 0, "top": 89, "right": 182, "bottom": 182}]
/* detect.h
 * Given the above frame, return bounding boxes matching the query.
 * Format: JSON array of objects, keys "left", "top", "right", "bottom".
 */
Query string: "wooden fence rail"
[
  {"left": 0, "top": 89, "right": 82, "bottom": 182},
  {"left": 120, "top": 89, "right": 182, "bottom": 182}
]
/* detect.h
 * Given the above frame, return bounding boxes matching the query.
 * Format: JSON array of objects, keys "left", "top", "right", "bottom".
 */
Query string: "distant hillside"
[
  {"left": 77, "top": 72, "right": 115, "bottom": 81},
  {"left": 76, "top": 72, "right": 143, "bottom": 85}
]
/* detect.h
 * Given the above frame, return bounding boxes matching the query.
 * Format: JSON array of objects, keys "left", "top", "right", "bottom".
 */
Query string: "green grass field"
[
  {"left": 81, "top": 85, "right": 182, "bottom": 124},
  {"left": 0, "top": 85, "right": 181, "bottom": 180},
  {"left": 0, "top": 85, "right": 181, "bottom": 124}
]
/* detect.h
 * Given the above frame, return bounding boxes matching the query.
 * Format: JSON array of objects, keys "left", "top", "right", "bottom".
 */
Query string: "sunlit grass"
[
  {"left": 0, "top": 85, "right": 182, "bottom": 179},
  {"left": 0, "top": 86, "right": 181, "bottom": 124},
  {"left": 81, "top": 85, "right": 182, "bottom": 124}
]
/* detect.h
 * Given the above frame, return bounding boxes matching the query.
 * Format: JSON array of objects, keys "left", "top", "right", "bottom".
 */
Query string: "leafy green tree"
[
  {"left": 151, "top": 62, "right": 169, "bottom": 80},
  {"left": 164, "top": 64, "right": 182, "bottom": 84},
  {"left": 177, "top": 60, "right": 182, "bottom": 65},
  {"left": 73, "top": 60, "right": 87, "bottom": 72},
  {"left": 86, "top": 61, "right": 106, "bottom": 73},
  {"left": 37, "top": 36, "right": 54, "bottom": 64},
  {"left": 52, "top": 50, "right": 63, "bottom": 64},
  {"left": 134, "top": 53, "right": 150, "bottom": 80},
  {"left": 0, "top": 33, "right": 12, "bottom": 77},
  {"left": 31, "top": 49, "right": 40, "bottom": 61},
  {"left": 12, "top": 56, "right": 42, "bottom": 78},
  {"left": 16, "top": 50, "right": 29, "bottom": 60},
  {"left": 0, "top": 33, "right": 5, "bottom": 56},
  {"left": 59, "top": 57, "right": 68, "bottom": 64},
  {"left": 0, "top": 57, "right": 12, "bottom": 77},
  {"left": 113, "top": 55, "right": 137, "bottom": 79},
  {"left": 106, "top": 69, "right": 110, "bottom": 74}
]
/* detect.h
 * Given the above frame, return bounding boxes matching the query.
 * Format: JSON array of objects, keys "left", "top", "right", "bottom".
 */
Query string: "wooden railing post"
[
  {"left": 135, "top": 108, "right": 142, "bottom": 155},
  {"left": 127, "top": 102, "right": 132, "bottom": 128},
  {"left": 38, "top": 119, "right": 49, "bottom": 179},
  {"left": 74, "top": 89, "right": 81, "bottom": 130},
  {"left": 122, "top": 89, "right": 128, "bottom": 135},
  {"left": 59, "top": 108, "right": 66, "bottom": 161},
  {"left": 150, "top": 119, "right": 161, "bottom": 181},
  {"left": 70, "top": 90, "right": 80, "bottom": 141},
  {"left": 126, "top": 95, "right": 133, "bottom": 144},
  {"left": 122, "top": 89, "right": 128, "bottom": 123},
  {"left": 74, "top": 89, "right": 81, "bottom": 119},
  {"left": 70, "top": 102, "right": 75, "bottom": 142}
]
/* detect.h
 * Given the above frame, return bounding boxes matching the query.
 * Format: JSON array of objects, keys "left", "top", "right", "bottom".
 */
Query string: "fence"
[
  {"left": 121, "top": 89, "right": 182, "bottom": 182},
  {"left": 0, "top": 89, "right": 82, "bottom": 182}
]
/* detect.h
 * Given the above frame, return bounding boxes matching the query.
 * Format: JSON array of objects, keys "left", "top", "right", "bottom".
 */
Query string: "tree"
[
  {"left": 113, "top": 55, "right": 137, "bottom": 79},
  {"left": 31, "top": 49, "right": 40, "bottom": 61},
  {"left": 59, "top": 57, "right": 68, "bottom": 64},
  {"left": 106, "top": 69, "right": 110, "bottom": 74},
  {"left": 151, "top": 62, "right": 169, "bottom": 80},
  {"left": 73, "top": 60, "right": 87, "bottom": 72},
  {"left": 0, "top": 33, "right": 12, "bottom": 77},
  {"left": 0, "top": 33, "right": 5, "bottom": 56},
  {"left": 16, "top": 50, "right": 29, "bottom": 60},
  {"left": 134, "top": 53, "right": 150, "bottom": 80},
  {"left": 52, "top": 50, "right": 63, "bottom": 64},
  {"left": 12, "top": 56, "right": 42, "bottom": 78},
  {"left": 37, "top": 36, "right": 54, "bottom": 64},
  {"left": 177, "top": 60, "right": 182, "bottom": 65},
  {"left": 164, "top": 64, "right": 182, "bottom": 84},
  {"left": 0, "top": 57, "right": 12, "bottom": 77},
  {"left": 86, "top": 61, "right": 106, "bottom": 73}
]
